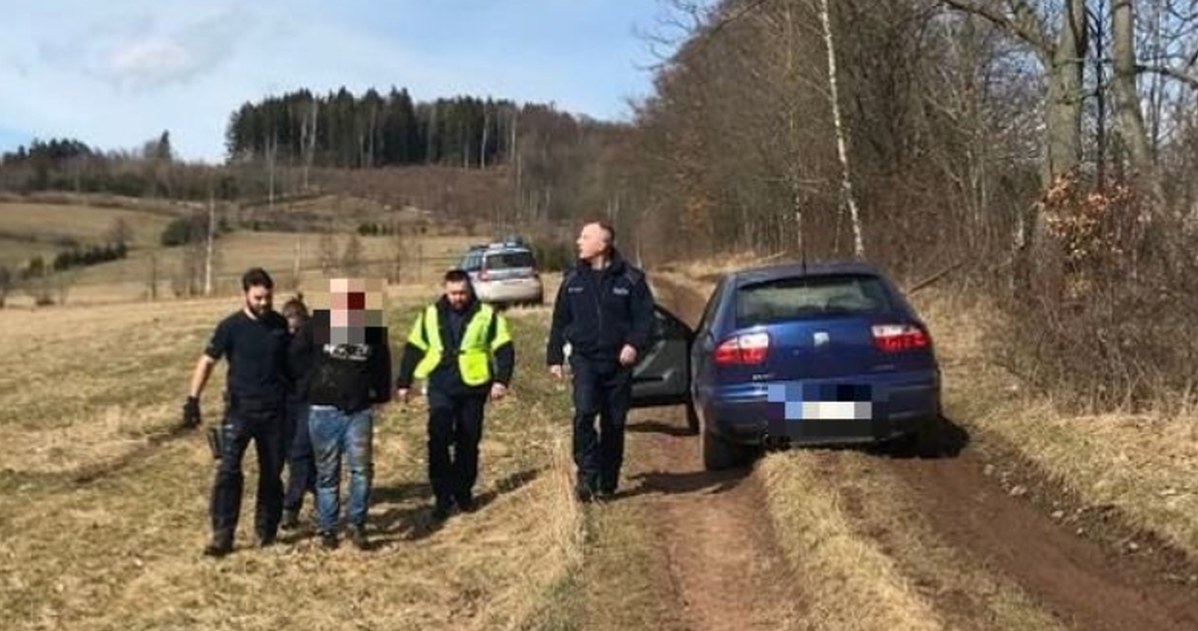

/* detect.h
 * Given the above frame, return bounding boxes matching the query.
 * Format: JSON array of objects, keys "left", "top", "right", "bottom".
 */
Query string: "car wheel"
[
  {"left": 702, "top": 427, "right": 754, "bottom": 471},
  {"left": 891, "top": 416, "right": 942, "bottom": 458},
  {"left": 685, "top": 402, "right": 700, "bottom": 436},
  {"left": 915, "top": 415, "right": 944, "bottom": 457}
]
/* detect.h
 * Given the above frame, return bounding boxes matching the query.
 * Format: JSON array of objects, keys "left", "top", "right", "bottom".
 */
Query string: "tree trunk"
[
  {"left": 818, "top": 0, "right": 865, "bottom": 257},
  {"left": 1045, "top": 0, "right": 1086, "bottom": 184},
  {"left": 266, "top": 133, "right": 277, "bottom": 215},
  {"left": 204, "top": 191, "right": 215, "bottom": 296},
  {"left": 1111, "top": 0, "right": 1166, "bottom": 208},
  {"left": 481, "top": 110, "right": 490, "bottom": 169},
  {"left": 302, "top": 101, "right": 318, "bottom": 190},
  {"left": 1095, "top": 0, "right": 1108, "bottom": 189}
]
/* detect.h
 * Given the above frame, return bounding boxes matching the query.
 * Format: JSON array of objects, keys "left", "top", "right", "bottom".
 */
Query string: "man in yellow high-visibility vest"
[{"left": 395, "top": 269, "right": 514, "bottom": 521}]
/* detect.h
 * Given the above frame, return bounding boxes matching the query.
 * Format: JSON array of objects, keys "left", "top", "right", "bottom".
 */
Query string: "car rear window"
[
  {"left": 485, "top": 250, "right": 536, "bottom": 270},
  {"left": 736, "top": 274, "right": 895, "bottom": 326}
]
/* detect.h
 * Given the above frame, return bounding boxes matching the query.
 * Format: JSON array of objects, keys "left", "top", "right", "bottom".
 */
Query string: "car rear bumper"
[
  {"left": 700, "top": 370, "right": 940, "bottom": 446},
  {"left": 474, "top": 279, "right": 543, "bottom": 303}
]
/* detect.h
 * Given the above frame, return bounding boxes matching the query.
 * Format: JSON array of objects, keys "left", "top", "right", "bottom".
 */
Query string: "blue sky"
[{"left": 0, "top": 1, "right": 703, "bottom": 162}]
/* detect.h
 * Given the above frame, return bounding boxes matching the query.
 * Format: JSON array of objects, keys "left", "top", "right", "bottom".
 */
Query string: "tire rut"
[
  {"left": 884, "top": 446, "right": 1198, "bottom": 631},
  {"left": 623, "top": 409, "right": 805, "bottom": 631},
  {"left": 654, "top": 271, "right": 1198, "bottom": 631}
]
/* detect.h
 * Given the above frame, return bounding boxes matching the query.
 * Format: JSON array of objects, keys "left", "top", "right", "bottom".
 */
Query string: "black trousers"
[
  {"left": 210, "top": 401, "right": 285, "bottom": 538},
  {"left": 427, "top": 389, "right": 487, "bottom": 508},
  {"left": 570, "top": 357, "right": 632, "bottom": 494},
  {"left": 282, "top": 399, "right": 316, "bottom": 513}
]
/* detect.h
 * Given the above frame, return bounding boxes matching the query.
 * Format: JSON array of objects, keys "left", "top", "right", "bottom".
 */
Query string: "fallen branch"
[{"left": 906, "top": 260, "right": 966, "bottom": 294}]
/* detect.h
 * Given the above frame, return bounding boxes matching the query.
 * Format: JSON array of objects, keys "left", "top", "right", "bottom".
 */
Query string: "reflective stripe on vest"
[{"left": 409, "top": 303, "right": 511, "bottom": 386}]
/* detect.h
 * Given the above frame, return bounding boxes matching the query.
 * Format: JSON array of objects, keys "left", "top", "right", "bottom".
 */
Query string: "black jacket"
[
  {"left": 546, "top": 250, "right": 654, "bottom": 366},
  {"left": 292, "top": 311, "right": 393, "bottom": 412},
  {"left": 395, "top": 295, "right": 515, "bottom": 395}
]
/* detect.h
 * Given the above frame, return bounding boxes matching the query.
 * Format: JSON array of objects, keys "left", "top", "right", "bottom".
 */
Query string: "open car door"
[{"left": 630, "top": 305, "right": 693, "bottom": 408}]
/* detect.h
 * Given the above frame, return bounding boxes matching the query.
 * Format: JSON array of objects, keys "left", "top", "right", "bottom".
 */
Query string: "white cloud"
[{"left": 108, "top": 37, "right": 194, "bottom": 88}]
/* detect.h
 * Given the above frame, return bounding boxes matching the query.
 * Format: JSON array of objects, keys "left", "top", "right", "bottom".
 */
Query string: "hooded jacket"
[{"left": 292, "top": 310, "right": 392, "bottom": 412}]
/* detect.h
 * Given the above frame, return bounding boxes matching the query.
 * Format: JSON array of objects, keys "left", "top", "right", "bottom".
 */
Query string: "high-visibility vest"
[{"left": 408, "top": 303, "right": 511, "bottom": 386}]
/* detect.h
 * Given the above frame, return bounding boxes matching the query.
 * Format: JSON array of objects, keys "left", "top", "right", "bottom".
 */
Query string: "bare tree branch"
[
  {"left": 940, "top": 0, "right": 1054, "bottom": 57},
  {"left": 1137, "top": 63, "right": 1198, "bottom": 88}
]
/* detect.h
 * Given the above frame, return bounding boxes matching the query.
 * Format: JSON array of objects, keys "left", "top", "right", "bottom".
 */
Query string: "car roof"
[{"left": 728, "top": 259, "right": 886, "bottom": 287}]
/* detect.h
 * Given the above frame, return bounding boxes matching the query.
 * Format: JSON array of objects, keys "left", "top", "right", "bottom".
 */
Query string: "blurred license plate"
[
  {"left": 796, "top": 401, "right": 873, "bottom": 420},
  {"left": 768, "top": 383, "right": 874, "bottom": 421}
]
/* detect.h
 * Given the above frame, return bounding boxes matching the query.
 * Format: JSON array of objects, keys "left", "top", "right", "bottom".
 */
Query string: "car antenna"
[{"left": 799, "top": 229, "right": 808, "bottom": 274}]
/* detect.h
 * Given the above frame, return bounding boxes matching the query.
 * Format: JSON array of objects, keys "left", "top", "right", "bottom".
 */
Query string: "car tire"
[
  {"left": 892, "top": 416, "right": 942, "bottom": 458},
  {"left": 685, "top": 402, "right": 700, "bottom": 436},
  {"left": 702, "top": 427, "right": 751, "bottom": 471},
  {"left": 915, "top": 415, "right": 944, "bottom": 457}
]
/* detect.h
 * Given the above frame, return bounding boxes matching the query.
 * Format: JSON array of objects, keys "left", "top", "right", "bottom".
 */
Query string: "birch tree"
[{"left": 818, "top": 0, "right": 865, "bottom": 257}]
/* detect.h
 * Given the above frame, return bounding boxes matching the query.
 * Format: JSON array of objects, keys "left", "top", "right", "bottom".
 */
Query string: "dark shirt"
[
  {"left": 286, "top": 322, "right": 315, "bottom": 402},
  {"left": 204, "top": 309, "right": 290, "bottom": 404}
]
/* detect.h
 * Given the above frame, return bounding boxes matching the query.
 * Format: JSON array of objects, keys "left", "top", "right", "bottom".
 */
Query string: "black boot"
[
  {"left": 455, "top": 494, "right": 477, "bottom": 514},
  {"left": 280, "top": 509, "right": 300, "bottom": 531},
  {"left": 431, "top": 499, "right": 453, "bottom": 522},
  {"left": 347, "top": 524, "right": 370, "bottom": 550},
  {"left": 203, "top": 530, "right": 234, "bottom": 558},
  {"left": 254, "top": 530, "right": 277, "bottom": 548}
]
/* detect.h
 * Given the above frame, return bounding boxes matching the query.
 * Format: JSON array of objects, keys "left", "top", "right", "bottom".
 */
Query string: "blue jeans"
[{"left": 309, "top": 406, "right": 374, "bottom": 533}]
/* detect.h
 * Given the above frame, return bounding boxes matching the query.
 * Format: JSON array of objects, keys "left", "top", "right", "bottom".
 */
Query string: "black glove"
[{"left": 182, "top": 396, "right": 202, "bottom": 430}]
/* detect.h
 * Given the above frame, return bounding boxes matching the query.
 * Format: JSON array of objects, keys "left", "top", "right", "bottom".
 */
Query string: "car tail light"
[
  {"left": 714, "top": 332, "right": 770, "bottom": 365},
  {"left": 872, "top": 324, "right": 930, "bottom": 352}
]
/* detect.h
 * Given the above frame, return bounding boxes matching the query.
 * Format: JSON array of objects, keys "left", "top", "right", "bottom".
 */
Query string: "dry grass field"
[
  {"left": 0, "top": 195, "right": 485, "bottom": 307},
  {"left": 0, "top": 297, "right": 583, "bottom": 630}
]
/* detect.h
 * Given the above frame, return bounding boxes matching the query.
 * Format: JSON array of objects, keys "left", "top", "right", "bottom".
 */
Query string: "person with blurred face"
[
  {"left": 547, "top": 222, "right": 654, "bottom": 502},
  {"left": 184, "top": 267, "right": 290, "bottom": 558},
  {"left": 395, "top": 269, "right": 514, "bottom": 521},
  {"left": 291, "top": 278, "right": 392, "bottom": 550}
]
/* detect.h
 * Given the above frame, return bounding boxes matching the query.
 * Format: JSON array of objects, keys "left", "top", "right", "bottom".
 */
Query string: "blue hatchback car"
[{"left": 628, "top": 260, "right": 942, "bottom": 470}]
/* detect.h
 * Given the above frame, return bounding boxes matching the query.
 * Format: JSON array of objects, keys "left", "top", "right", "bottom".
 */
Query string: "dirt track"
[
  {"left": 620, "top": 409, "right": 804, "bottom": 630},
  {"left": 609, "top": 275, "right": 1198, "bottom": 630}
]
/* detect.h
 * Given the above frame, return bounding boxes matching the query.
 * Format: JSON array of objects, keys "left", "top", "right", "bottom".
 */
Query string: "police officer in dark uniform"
[
  {"left": 183, "top": 268, "right": 290, "bottom": 557},
  {"left": 395, "top": 269, "right": 515, "bottom": 521},
  {"left": 547, "top": 222, "right": 654, "bottom": 502}
]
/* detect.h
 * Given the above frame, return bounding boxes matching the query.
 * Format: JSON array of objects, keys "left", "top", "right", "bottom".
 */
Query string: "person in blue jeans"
[
  {"left": 280, "top": 294, "right": 316, "bottom": 531},
  {"left": 290, "top": 278, "right": 392, "bottom": 550}
]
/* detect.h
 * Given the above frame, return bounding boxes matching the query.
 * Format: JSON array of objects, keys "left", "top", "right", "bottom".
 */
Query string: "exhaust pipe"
[{"left": 762, "top": 434, "right": 792, "bottom": 452}]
